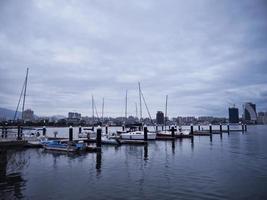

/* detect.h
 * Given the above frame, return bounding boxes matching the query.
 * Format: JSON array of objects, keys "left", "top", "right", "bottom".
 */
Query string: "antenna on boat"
[
  {"left": 138, "top": 82, "right": 142, "bottom": 122},
  {"left": 14, "top": 68, "right": 29, "bottom": 121}
]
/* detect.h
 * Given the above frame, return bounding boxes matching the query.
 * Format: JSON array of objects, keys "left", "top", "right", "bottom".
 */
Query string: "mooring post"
[
  {"left": 190, "top": 124, "right": 194, "bottom": 135},
  {"left": 242, "top": 124, "right": 244, "bottom": 133},
  {"left": 79, "top": 126, "right": 82, "bottom": 134},
  {"left": 69, "top": 126, "right": 73, "bottom": 141},
  {"left": 245, "top": 124, "right": 247, "bottom": 132},
  {"left": 42, "top": 126, "right": 46, "bottom": 136},
  {"left": 96, "top": 126, "right": 102, "bottom": 148},
  {"left": 171, "top": 125, "right": 175, "bottom": 138},
  {"left": 227, "top": 124, "right": 230, "bottom": 135},
  {"left": 198, "top": 125, "right": 200, "bottom": 131},
  {"left": 105, "top": 125, "right": 108, "bottom": 134},
  {"left": 162, "top": 125, "right": 164, "bottom": 131},
  {"left": 144, "top": 125, "right": 148, "bottom": 141},
  {"left": 156, "top": 125, "right": 158, "bottom": 132},
  {"left": 220, "top": 124, "right": 222, "bottom": 133},
  {"left": 122, "top": 124, "right": 125, "bottom": 131}
]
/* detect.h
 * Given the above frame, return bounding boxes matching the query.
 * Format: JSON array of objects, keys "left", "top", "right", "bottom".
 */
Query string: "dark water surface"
[{"left": 1, "top": 126, "right": 267, "bottom": 200}]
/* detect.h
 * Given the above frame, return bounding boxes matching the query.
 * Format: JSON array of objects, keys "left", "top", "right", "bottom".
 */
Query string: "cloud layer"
[{"left": 1, "top": 0, "right": 267, "bottom": 117}]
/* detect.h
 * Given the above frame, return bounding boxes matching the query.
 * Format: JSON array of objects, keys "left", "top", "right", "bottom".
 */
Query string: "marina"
[{"left": 0, "top": 125, "right": 266, "bottom": 199}]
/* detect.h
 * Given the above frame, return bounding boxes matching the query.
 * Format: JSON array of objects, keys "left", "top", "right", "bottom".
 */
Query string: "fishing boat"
[
  {"left": 44, "top": 140, "right": 87, "bottom": 152},
  {"left": 121, "top": 131, "right": 156, "bottom": 140}
]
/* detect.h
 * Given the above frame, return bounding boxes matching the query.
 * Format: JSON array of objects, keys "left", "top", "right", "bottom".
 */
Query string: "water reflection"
[
  {"left": 96, "top": 152, "right": 102, "bottom": 174},
  {"left": 0, "top": 149, "right": 28, "bottom": 199},
  {"left": 143, "top": 145, "right": 148, "bottom": 160}
]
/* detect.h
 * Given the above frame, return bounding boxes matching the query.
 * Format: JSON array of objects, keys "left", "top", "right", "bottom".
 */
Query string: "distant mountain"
[{"left": 0, "top": 107, "right": 21, "bottom": 120}]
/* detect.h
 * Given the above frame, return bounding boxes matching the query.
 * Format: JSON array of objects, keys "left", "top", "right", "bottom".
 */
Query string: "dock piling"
[
  {"left": 17, "top": 126, "right": 21, "bottom": 140},
  {"left": 245, "top": 124, "right": 247, "bottom": 132},
  {"left": 105, "top": 125, "right": 108, "bottom": 134},
  {"left": 227, "top": 124, "right": 230, "bottom": 135},
  {"left": 171, "top": 125, "right": 175, "bottom": 138},
  {"left": 190, "top": 124, "right": 194, "bottom": 135},
  {"left": 144, "top": 125, "right": 148, "bottom": 141},
  {"left": 79, "top": 126, "right": 82, "bottom": 134},
  {"left": 69, "top": 126, "right": 73, "bottom": 141},
  {"left": 96, "top": 126, "right": 102, "bottom": 148},
  {"left": 242, "top": 124, "right": 244, "bottom": 133},
  {"left": 43, "top": 126, "right": 46, "bottom": 136},
  {"left": 198, "top": 125, "right": 200, "bottom": 131}
]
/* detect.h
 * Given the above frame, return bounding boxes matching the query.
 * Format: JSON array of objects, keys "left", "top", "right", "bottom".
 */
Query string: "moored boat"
[
  {"left": 121, "top": 131, "right": 156, "bottom": 140},
  {"left": 44, "top": 140, "right": 87, "bottom": 152}
]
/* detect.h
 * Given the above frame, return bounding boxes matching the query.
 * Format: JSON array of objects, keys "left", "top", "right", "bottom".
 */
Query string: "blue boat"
[{"left": 44, "top": 140, "right": 87, "bottom": 152}]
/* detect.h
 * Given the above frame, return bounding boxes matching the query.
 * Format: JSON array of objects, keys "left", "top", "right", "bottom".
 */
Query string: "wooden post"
[
  {"left": 162, "top": 125, "right": 164, "bottom": 131},
  {"left": 190, "top": 124, "right": 194, "bottom": 135},
  {"left": 79, "top": 126, "right": 82, "bottom": 134},
  {"left": 171, "top": 125, "right": 175, "bottom": 138},
  {"left": 122, "top": 125, "right": 125, "bottom": 131},
  {"left": 245, "top": 124, "right": 247, "bottom": 132},
  {"left": 242, "top": 124, "right": 244, "bottom": 133},
  {"left": 227, "top": 124, "right": 230, "bottom": 135},
  {"left": 144, "top": 125, "right": 148, "bottom": 141},
  {"left": 198, "top": 125, "right": 200, "bottom": 131},
  {"left": 220, "top": 124, "right": 222, "bottom": 133},
  {"left": 42, "top": 126, "right": 46, "bottom": 136},
  {"left": 96, "top": 126, "right": 102, "bottom": 148},
  {"left": 156, "top": 125, "right": 158, "bottom": 132},
  {"left": 69, "top": 126, "right": 73, "bottom": 141}
]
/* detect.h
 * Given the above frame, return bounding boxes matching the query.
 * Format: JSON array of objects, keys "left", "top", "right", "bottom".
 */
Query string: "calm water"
[{"left": 1, "top": 125, "right": 267, "bottom": 200}]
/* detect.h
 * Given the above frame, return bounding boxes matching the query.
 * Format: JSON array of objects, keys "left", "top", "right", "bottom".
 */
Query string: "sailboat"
[
  {"left": 157, "top": 95, "right": 191, "bottom": 138},
  {"left": 120, "top": 83, "right": 156, "bottom": 140}
]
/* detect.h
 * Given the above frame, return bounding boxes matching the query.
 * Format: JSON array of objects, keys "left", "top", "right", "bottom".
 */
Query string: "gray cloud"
[{"left": 0, "top": 0, "right": 267, "bottom": 117}]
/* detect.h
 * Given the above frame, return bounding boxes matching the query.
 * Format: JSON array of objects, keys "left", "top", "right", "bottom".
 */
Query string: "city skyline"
[{"left": 1, "top": 0, "right": 267, "bottom": 117}]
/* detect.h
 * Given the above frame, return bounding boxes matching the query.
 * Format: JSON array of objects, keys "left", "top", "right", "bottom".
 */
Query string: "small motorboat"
[
  {"left": 121, "top": 131, "right": 156, "bottom": 140},
  {"left": 101, "top": 135, "right": 120, "bottom": 145},
  {"left": 44, "top": 140, "right": 87, "bottom": 152}
]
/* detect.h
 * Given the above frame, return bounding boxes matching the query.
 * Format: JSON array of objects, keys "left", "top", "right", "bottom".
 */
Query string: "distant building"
[
  {"left": 229, "top": 107, "right": 239, "bottom": 123},
  {"left": 22, "top": 109, "right": 34, "bottom": 121},
  {"left": 257, "top": 112, "right": 267, "bottom": 124},
  {"left": 68, "top": 112, "right": 81, "bottom": 119},
  {"left": 243, "top": 102, "right": 257, "bottom": 124},
  {"left": 156, "top": 111, "right": 164, "bottom": 125}
]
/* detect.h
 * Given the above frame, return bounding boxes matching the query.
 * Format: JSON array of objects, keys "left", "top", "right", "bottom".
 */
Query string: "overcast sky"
[{"left": 0, "top": 0, "right": 267, "bottom": 118}]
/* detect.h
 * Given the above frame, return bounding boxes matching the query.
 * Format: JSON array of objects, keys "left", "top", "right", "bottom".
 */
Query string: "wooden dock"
[{"left": 0, "top": 140, "right": 27, "bottom": 148}]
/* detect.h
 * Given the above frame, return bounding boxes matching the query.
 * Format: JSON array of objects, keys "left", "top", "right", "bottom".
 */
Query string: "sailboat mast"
[
  {"left": 125, "top": 90, "right": 128, "bottom": 121},
  {"left": 135, "top": 102, "right": 138, "bottom": 119},
  {"left": 138, "top": 82, "right": 142, "bottom": 122},
  {"left": 21, "top": 68, "right": 29, "bottom": 121},
  {"left": 101, "top": 97, "right": 104, "bottom": 124},
  {"left": 164, "top": 95, "right": 168, "bottom": 131},
  {"left": 92, "top": 95, "right": 94, "bottom": 126}
]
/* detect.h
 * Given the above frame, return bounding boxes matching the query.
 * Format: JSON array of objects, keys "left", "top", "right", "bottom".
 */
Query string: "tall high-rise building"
[
  {"left": 229, "top": 107, "right": 239, "bottom": 123},
  {"left": 156, "top": 111, "right": 164, "bottom": 125},
  {"left": 243, "top": 102, "right": 257, "bottom": 124}
]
